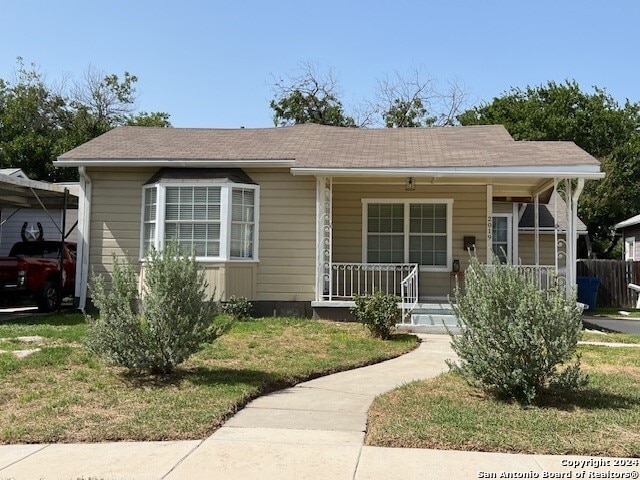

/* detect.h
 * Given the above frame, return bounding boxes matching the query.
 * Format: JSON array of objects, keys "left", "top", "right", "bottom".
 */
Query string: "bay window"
[{"left": 141, "top": 179, "right": 259, "bottom": 261}]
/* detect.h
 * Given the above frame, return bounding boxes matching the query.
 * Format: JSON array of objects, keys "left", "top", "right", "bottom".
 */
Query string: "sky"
[{"left": 2, "top": 0, "right": 639, "bottom": 129}]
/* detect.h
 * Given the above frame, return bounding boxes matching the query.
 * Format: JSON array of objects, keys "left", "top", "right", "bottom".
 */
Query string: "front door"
[{"left": 491, "top": 215, "right": 512, "bottom": 264}]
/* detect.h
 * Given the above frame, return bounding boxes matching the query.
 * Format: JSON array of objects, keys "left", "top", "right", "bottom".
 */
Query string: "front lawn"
[
  {"left": 591, "top": 307, "right": 640, "bottom": 319},
  {"left": 581, "top": 330, "right": 640, "bottom": 344},
  {"left": 0, "top": 312, "right": 417, "bottom": 444},
  {"left": 366, "top": 338, "right": 640, "bottom": 457}
]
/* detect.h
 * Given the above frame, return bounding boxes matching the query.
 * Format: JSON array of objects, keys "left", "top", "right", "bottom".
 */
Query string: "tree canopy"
[
  {"left": 0, "top": 58, "right": 171, "bottom": 182},
  {"left": 459, "top": 80, "right": 640, "bottom": 255},
  {"left": 269, "top": 63, "right": 467, "bottom": 128},
  {"left": 269, "top": 63, "right": 355, "bottom": 127}
]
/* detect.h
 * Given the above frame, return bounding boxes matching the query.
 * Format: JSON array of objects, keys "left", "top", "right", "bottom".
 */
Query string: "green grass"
[
  {"left": 0, "top": 312, "right": 87, "bottom": 343},
  {"left": 0, "top": 313, "right": 417, "bottom": 444},
  {"left": 366, "top": 343, "right": 640, "bottom": 457},
  {"left": 581, "top": 330, "right": 640, "bottom": 344},
  {"left": 590, "top": 307, "right": 640, "bottom": 319}
]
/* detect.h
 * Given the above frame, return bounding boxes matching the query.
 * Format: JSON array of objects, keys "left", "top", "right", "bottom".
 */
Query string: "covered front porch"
[{"left": 309, "top": 174, "right": 589, "bottom": 323}]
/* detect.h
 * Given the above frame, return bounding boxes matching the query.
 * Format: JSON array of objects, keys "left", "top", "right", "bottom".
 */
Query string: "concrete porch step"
[
  {"left": 397, "top": 302, "right": 461, "bottom": 335},
  {"left": 397, "top": 323, "right": 460, "bottom": 335}
]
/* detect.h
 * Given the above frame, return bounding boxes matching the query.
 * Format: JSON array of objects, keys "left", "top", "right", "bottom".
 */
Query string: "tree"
[
  {"left": 69, "top": 67, "right": 171, "bottom": 145},
  {"left": 269, "top": 62, "right": 355, "bottom": 127},
  {"left": 0, "top": 58, "right": 72, "bottom": 181},
  {"left": 459, "top": 80, "right": 640, "bottom": 255},
  {"left": 127, "top": 111, "right": 171, "bottom": 127},
  {"left": 0, "top": 58, "right": 171, "bottom": 182},
  {"left": 376, "top": 68, "right": 468, "bottom": 127},
  {"left": 269, "top": 63, "right": 468, "bottom": 129}
]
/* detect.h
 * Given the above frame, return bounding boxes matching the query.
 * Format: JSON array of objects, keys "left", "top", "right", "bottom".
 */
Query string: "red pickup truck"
[{"left": 0, "top": 241, "right": 77, "bottom": 312}]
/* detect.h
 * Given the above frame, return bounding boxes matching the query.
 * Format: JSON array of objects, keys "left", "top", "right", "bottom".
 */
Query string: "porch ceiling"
[{"left": 331, "top": 175, "right": 556, "bottom": 202}]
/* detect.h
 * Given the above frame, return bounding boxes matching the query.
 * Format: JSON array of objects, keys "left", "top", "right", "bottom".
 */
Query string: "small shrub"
[
  {"left": 351, "top": 290, "right": 400, "bottom": 339},
  {"left": 222, "top": 295, "right": 253, "bottom": 320},
  {"left": 448, "top": 253, "right": 588, "bottom": 404},
  {"left": 86, "top": 242, "right": 231, "bottom": 374}
]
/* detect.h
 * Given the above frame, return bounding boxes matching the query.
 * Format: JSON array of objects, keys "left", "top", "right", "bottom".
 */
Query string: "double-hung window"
[
  {"left": 141, "top": 181, "right": 259, "bottom": 261},
  {"left": 363, "top": 199, "right": 452, "bottom": 271}
]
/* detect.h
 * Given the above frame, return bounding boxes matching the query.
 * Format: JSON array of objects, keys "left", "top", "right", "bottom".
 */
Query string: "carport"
[{"left": 0, "top": 172, "right": 79, "bottom": 308}]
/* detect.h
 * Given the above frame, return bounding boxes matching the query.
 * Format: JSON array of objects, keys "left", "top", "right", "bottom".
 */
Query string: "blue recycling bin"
[{"left": 576, "top": 276, "right": 601, "bottom": 311}]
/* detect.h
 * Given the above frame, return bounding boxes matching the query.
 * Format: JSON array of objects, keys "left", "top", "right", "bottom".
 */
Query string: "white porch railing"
[
  {"left": 400, "top": 264, "right": 419, "bottom": 323},
  {"left": 514, "top": 265, "right": 564, "bottom": 290},
  {"left": 324, "top": 263, "right": 418, "bottom": 301}
]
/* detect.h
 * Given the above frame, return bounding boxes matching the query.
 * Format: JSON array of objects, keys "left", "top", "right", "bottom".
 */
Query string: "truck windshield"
[{"left": 9, "top": 243, "right": 61, "bottom": 259}]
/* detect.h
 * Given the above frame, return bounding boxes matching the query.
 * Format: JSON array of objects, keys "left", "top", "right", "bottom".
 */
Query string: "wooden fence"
[{"left": 576, "top": 260, "right": 640, "bottom": 308}]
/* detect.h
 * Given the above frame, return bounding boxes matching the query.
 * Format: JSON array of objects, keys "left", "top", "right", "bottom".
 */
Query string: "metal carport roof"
[{"left": 0, "top": 173, "right": 78, "bottom": 210}]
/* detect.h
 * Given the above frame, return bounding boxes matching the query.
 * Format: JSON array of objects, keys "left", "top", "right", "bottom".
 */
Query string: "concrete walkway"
[{"left": 0, "top": 335, "right": 635, "bottom": 479}]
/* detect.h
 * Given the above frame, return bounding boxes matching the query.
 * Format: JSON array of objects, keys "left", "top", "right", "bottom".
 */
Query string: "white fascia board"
[
  {"left": 614, "top": 215, "right": 640, "bottom": 230},
  {"left": 54, "top": 158, "right": 296, "bottom": 168},
  {"left": 290, "top": 166, "right": 604, "bottom": 179}
]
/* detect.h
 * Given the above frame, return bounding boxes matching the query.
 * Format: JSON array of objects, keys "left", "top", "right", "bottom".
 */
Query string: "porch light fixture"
[{"left": 405, "top": 177, "right": 415, "bottom": 191}]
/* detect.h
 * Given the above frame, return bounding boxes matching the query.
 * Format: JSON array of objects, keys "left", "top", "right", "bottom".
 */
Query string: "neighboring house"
[
  {"left": 55, "top": 124, "right": 603, "bottom": 318},
  {"left": 509, "top": 191, "right": 588, "bottom": 266},
  {"left": 614, "top": 215, "right": 640, "bottom": 260},
  {"left": 0, "top": 169, "right": 79, "bottom": 255}
]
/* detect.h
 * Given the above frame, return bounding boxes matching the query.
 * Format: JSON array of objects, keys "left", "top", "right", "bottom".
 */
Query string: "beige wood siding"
[
  {"left": 87, "top": 167, "right": 316, "bottom": 302},
  {"left": 518, "top": 233, "right": 565, "bottom": 266},
  {"left": 225, "top": 263, "right": 257, "bottom": 299},
  {"left": 332, "top": 183, "right": 487, "bottom": 298},
  {"left": 87, "top": 167, "right": 155, "bottom": 282},
  {"left": 243, "top": 169, "right": 316, "bottom": 301}
]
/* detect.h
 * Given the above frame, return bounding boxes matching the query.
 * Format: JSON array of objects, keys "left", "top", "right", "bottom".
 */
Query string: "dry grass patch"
[
  {"left": 366, "top": 342, "right": 640, "bottom": 456},
  {"left": 0, "top": 314, "right": 417, "bottom": 444}
]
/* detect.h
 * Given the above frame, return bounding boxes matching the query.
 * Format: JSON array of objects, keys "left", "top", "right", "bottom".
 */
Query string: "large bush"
[
  {"left": 351, "top": 290, "right": 400, "bottom": 339},
  {"left": 449, "top": 254, "right": 587, "bottom": 404},
  {"left": 86, "top": 243, "right": 230, "bottom": 374}
]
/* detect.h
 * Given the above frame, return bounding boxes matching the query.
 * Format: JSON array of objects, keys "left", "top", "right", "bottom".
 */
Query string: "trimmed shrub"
[
  {"left": 222, "top": 295, "right": 253, "bottom": 320},
  {"left": 449, "top": 254, "right": 587, "bottom": 404},
  {"left": 86, "top": 242, "right": 230, "bottom": 374},
  {"left": 351, "top": 290, "right": 401, "bottom": 339}
]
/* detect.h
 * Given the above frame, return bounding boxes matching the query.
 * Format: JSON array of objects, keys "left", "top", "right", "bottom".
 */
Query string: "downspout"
[{"left": 76, "top": 167, "right": 92, "bottom": 311}]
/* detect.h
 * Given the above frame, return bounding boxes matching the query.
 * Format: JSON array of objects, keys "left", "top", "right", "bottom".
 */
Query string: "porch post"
[
  {"left": 315, "top": 177, "right": 332, "bottom": 301},
  {"left": 553, "top": 179, "right": 559, "bottom": 272},
  {"left": 568, "top": 179, "right": 585, "bottom": 296},
  {"left": 512, "top": 203, "right": 519, "bottom": 264},
  {"left": 486, "top": 185, "right": 493, "bottom": 264},
  {"left": 564, "top": 179, "right": 574, "bottom": 296},
  {"left": 534, "top": 195, "right": 540, "bottom": 266}
]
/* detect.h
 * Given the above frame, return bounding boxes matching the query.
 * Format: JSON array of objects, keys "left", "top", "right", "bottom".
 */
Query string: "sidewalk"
[{"left": 0, "top": 335, "right": 633, "bottom": 479}]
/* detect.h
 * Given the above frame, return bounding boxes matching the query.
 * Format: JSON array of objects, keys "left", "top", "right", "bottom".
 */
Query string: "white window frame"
[
  {"left": 362, "top": 198, "right": 453, "bottom": 272},
  {"left": 491, "top": 214, "right": 513, "bottom": 264},
  {"left": 140, "top": 180, "right": 260, "bottom": 262},
  {"left": 625, "top": 237, "right": 636, "bottom": 261}
]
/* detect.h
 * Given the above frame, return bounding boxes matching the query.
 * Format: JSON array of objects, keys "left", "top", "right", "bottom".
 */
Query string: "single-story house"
[
  {"left": 54, "top": 124, "right": 603, "bottom": 321},
  {"left": 614, "top": 215, "right": 640, "bottom": 260}
]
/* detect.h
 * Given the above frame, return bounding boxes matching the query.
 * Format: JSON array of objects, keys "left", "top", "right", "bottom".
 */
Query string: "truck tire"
[{"left": 38, "top": 281, "right": 61, "bottom": 312}]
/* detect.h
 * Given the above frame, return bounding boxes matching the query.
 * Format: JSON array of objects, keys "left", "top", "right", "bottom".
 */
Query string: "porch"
[
  {"left": 315, "top": 261, "right": 563, "bottom": 324},
  {"left": 311, "top": 175, "right": 583, "bottom": 324}
]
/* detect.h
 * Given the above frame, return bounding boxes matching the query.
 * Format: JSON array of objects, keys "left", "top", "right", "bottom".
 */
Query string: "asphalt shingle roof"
[
  {"left": 58, "top": 124, "right": 600, "bottom": 169},
  {"left": 519, "top": 191, "right": 588, "bottom": 232}
]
